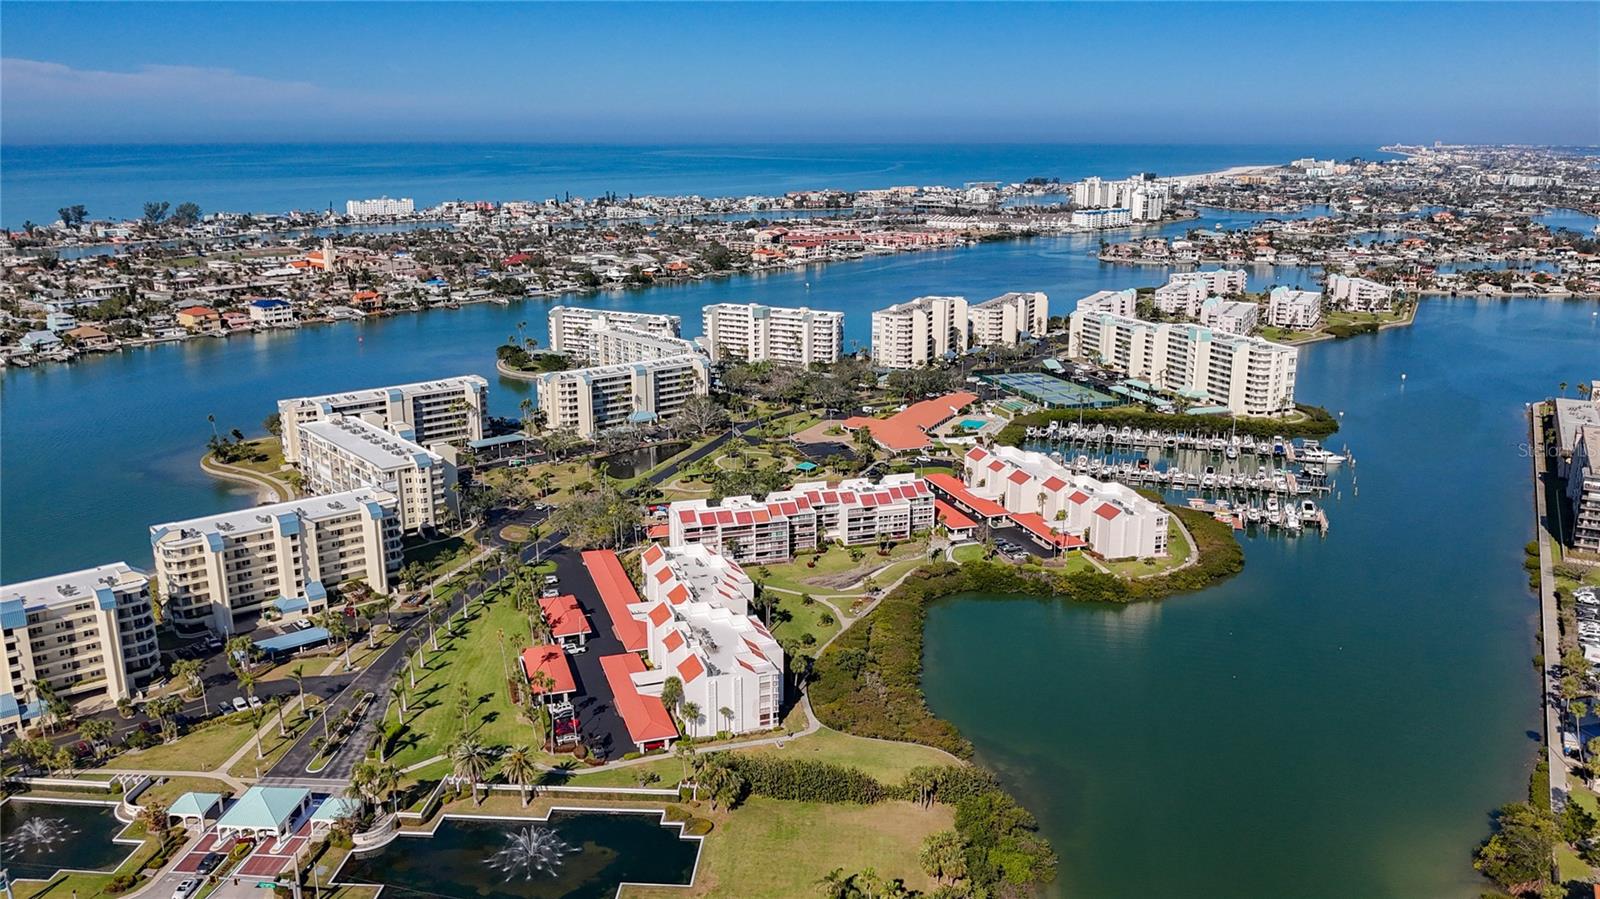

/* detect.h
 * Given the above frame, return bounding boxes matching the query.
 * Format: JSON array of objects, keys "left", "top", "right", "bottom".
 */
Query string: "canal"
[{"left": 923, "top": 297, "right": 1600, "bottom": 897}]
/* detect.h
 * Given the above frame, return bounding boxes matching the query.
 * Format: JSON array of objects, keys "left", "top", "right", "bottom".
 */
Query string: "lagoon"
[{"left": 923, "top": 297, "right": 1600, "bottom": 897}]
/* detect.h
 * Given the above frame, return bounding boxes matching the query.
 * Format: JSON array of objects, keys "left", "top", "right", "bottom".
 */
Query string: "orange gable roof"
[
  {"left": 582, "top": 550, "right": 647, "bottom": 652},
  {"left": 600, "top": 653, "right": 678, "bottom": 745},
  {"left": 520, "top": 645, "right": 576, "bottom": 694},
  {"left": 677, "top": 655, "right": 705, "bottom": 684}
]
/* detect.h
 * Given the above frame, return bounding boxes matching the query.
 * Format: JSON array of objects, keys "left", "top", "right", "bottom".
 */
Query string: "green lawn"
[
  {"left": 769, "top": 592, "right": 840, "bottom": 655},
  {"left": 638, "top": 798, "right": 950, "bottom": 899},
  {"left": 223, "top": 438, "right": 287, "bottom": 477},
  {"left": 739, "top": 727, "right": 957, "bottom": 784},
  {"left": 1558, "top": 842, "right": 1592, "bottom": 883},
  {"left": 385, "top": 591, "right": 553, "bottom": 769},
  {"left": 755, "top": 540, "right": 930, "bottom": 596},
  {"left": 567, "top": 725, "right": 959, "bottom": 791},
  {"left": 401, "top": 531, "right": 479, "bottom": 581},
  {"left": 950, "top": 543, "right": 987, "bottom": 564},
  {"left": 137, "top": 775, "right": 236, "bottom": 807},
  {"left": 105, "top": 713, "right": 262, "bottom": 771}
]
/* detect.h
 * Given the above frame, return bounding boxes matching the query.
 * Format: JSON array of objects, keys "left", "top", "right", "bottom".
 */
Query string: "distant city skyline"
[{"left": 2, "top": 2, "right": 1597, "bottom": 146}]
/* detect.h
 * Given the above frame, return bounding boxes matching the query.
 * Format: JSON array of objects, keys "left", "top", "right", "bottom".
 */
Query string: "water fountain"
[
  {"left": 485, "top": 825, "right": 579, "bottom": 880},
  {"left": 1, "top": 815, "right": 77, "bottom": 854}
]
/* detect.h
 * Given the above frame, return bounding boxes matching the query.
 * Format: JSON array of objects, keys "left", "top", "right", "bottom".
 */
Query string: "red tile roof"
[
  {"left": 1007, "top": 469, "right": 1031, "bottom": 485},
  {"left": 641, "top": 544, "right": 664, "bottom": 564},
  {"left": 840, "top": 391, "right": 978, "bottom": 451},
  {"left": 677, "top": 654, "right": 705, "bottom": 684},
  {"left": 599, "top": 653, "right": 678, "bottom": 745},
  {"left": 663, "top": 629, "right": 684, "bottom": 652},
  {"left": 538, "top": 594, "right": 591, "bottom": 638},
  {"left": 581, "top": 550, "right": 647, "bottom": 652},
  {"left": 935, "top": 499, "right": 978, "bottom": 531},
  {"left": 924, "top": 473, "right": 1008, "bottom": 519},
  {"left": 520, "top": 645, "right": 576, "bottom": 695},
  {"left": 646, "top": 523, "right": 668, "bottom": 539},
  {"left": 1095, "top": 503, "right": 1122, "bottom": 521},
  {"left": 647, "top": 603, "right": 671, "bottom": 627},
  {"left": 1010, "top": 512, "right": 1087, "bottom": 549}
]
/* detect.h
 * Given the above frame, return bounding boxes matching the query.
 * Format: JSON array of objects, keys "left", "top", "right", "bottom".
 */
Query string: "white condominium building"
[
  {"left": 701, "top": 303, "right": 844, "bottom": 366},
  {"left": 1, "top": 563, "right": 159, "bottom": 726},
  {"left": 345, "top": 197, "right": 415, "bottom": 218},
  {"left": 277, "top": 376, "right": 488, "bottom": 464},
  {"left": 1568, "top": 426, "right": 1600, "bottom": 554},
  {"left": 969, "top": 292, "right": 1049, "bottom": 346},
  {"left": 151, "top": 489, "right": 403, "bottom": 635},
  {"left": 1152, "top": 280, "right": 1208, "bottom": 318},
  {"left": 548, "top": 306, "right": 683, "bottom": 363},
  {"left": 297, "top": 415, "right": 458, "bottom": 532},
  {"left": 1170, "top": 269, "right": 1247, "bottom": 296},
  {"left": 1075, "top": 289, "right": 1138, "bottom": 318},
  {"left": 667, "top": 473, "right": 935, "bottom": 563},
  {"left": 1326, "top": 274, "right": 1396, "bottom": 313},
  {"left": 1068, "top": 309, "right": 1299, "bottom": 416},
  {"left": 534, "top": 354, "right": 710, "bottom": 439},
  {"left": 1071, "top": 208, "right": 1133, "bottom": 229},
  {"left": 1198, "top": 297, "right": 1260, "bottom": 336},
  {"left": 632, "top": 543, "right": 784, "bottom": 737},
  {"left": 871, "top": 295, "right": 969, "bottom": 369},
  {"left": 1130, "top": 188, "right": 1165, "bottom": 221},
  {"left": 1074, "top": 177, "right": 1117, "bottom": 208},
  {"left": 1267, "top": 287, "right": 1323, "bottom": 330},
  {"left": 586, "top": 322, "right": 699, "bottom": 366},
  {"left": 964, "top": 445, "right": 1170, "bottom": 560}
]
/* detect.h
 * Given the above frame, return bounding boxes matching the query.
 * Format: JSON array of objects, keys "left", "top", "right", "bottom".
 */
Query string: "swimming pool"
[{"left": 960, "top": 419, "right": 987, "bottom": 430}]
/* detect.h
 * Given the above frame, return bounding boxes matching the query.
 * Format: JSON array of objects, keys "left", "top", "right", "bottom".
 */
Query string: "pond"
[
  {"left": 0, "top": 797, "right": 141, "bottom": 881},
  {"left": 595, "top": 442, "right": 689, "bottom": 480},
  {"left": 334, "top": 810, "right": 702, "bottom": 899}
]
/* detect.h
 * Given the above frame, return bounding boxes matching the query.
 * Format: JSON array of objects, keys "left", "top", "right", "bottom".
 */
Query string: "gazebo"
[
  {"left": 309, "top": 796, "right": 363, "bottom": 833},
  {"left": 168, "top": 791, "right": 225, "bottom": 828},
  {"left": 215, "top": 786, "right": 311, "bottom": 839}
]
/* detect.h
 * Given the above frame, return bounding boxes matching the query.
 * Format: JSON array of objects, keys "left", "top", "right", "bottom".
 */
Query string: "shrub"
[
  {"left": 682, "top": 817, "right": 714, "bottom": 836},
  {"left": 721, "top": 754, "right": 886, "bottom": 804}
]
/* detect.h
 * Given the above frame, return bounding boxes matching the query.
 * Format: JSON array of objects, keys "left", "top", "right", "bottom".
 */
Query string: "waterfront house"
[
  {"left": 176, "top": 305, "right": 220, "bottom": 330},
  {"left": 64, "top": 324, "right": 114, "bottom": 349},
  {"left": 248, "top": 298, "right": 295, "bottom": 327}
]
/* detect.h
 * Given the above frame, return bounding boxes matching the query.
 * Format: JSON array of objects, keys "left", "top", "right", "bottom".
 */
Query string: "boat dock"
[
  {"left": 1046, "top": 452, "right": 1335, "bottom": 497},
  {"left": 1023, "top": 422, "right": 1353, "bottom": 467}
]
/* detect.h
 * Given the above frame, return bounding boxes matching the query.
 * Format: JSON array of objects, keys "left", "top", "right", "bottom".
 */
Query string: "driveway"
[{"left": 541, "top": 548, "right": 635, "bottom": 762}]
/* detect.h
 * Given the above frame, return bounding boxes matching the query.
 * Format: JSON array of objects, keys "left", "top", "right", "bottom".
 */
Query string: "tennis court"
[{"left": 982, "top": 372, "right": 1120, "bottom": 409}]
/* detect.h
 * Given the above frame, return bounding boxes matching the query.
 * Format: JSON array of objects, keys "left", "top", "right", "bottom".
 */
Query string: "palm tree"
[
  {"left": 290, "top": 664, "right": 307, "bottom": 711},
  {"left": 680, "top": 701, "right": 702, "bottom": 736},
  {"left": 501, "top": 745, "right": 537, "bottom": 806},
  {"left": 718, "top": 706, "right": 735, "bottom": 734},
  {"left": 390, "top": 681, "right": 408, "bottom": 721},
  {"left": 173, "top": 657, "right": 209, "bottom": 716},
  {"left": 660, "top": 676, "right": 684, "bottom": 720},
  {"left": 674, "top": 741, "right": 699, "bottom": 800},
  {"left": 449, "top": 737, "right": 492, "bottom": 805},
  {"left": 919, "top": 830, "right": 968, "bottom": 886},
  {"left": 698, "top": 757, "right": 742, "bottom": 812}
]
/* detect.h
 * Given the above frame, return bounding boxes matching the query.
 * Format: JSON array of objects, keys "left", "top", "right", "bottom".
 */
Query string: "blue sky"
[{"left": 3, "top": 2, "right": 1596, "bottom": 145}]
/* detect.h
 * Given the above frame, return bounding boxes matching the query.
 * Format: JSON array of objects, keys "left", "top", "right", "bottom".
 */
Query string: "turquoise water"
[
  {"left": 0, "top": 143, "right": 1379, "bottom": 227},
  {"left": 1, "top": 207, "right": 1323, "bottom": 581},
  {"left": 0, "top": 798, "right": 138, "bottom": 881},
  {"left": 334, "top": 811, "right": 700, "bottom": 899},
  {"left": 922, "top": 298, "right": 1600, "bottom": 898}
]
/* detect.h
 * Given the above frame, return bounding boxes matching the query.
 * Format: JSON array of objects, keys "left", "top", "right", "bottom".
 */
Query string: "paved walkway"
[
  {"left": 1532, "top": 402, "right": 1569, "bottom": 812},
  {"left": 199, "top": 453, "right": 292, "bottom": 502}
]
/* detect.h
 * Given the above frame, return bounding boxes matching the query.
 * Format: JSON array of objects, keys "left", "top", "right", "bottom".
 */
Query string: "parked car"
[
  {"left": 246, "top": 694, "right": 263, "bottom": 709},
  {"left": 174, "top": 879, "right": 200, "bottom": 899},
  {"left": 543, "top": 575, "right": 559, "bottom": 587},
  {"left": 231, "top": 697, "right": 249, "bottom": 713},
  {"left": 540, "top": 587, "right": 560, "bottom": 599},
  {"left": 293, "top": 619, "right": 314, "bottom": 631},
  {"left": 196, "top": 853, "right": 223, "bottom": 875}
]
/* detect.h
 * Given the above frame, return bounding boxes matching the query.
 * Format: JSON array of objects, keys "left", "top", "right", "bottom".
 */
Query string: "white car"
[
  {"left": 231, "top": 697, "right": 249, "bottom": 713},
  {"left": 293, "top": 619, "right": 314, "bottom": 631},
  {"left": 173, "top": 879, "right": 200, "bottom": 899},
  {"left": 246, "top": 694, "right": 263, "bottom": 709}
]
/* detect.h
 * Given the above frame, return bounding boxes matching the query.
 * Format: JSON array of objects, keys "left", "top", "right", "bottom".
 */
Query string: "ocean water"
[{"left": 0, "top": 142, "right": 1382, "bottom": 227}]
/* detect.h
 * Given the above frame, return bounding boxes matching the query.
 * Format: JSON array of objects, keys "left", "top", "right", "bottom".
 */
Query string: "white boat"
[
  {"left": 1284, "top": 510, "right": 1303, "bottom": 531},
  {"left": 1266, "top": 495, "right": 1279, "bottom": 514}
]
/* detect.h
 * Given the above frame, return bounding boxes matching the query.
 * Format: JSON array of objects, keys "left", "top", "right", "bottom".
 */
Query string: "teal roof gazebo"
[
  {"left": 168, "top": 791, "right": 225, "bottom": 824},
  {"left": 216, "top": 786, "right": 310, "bottom": 837}
]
